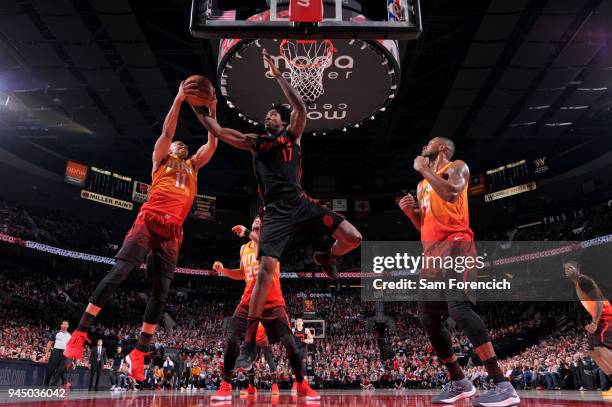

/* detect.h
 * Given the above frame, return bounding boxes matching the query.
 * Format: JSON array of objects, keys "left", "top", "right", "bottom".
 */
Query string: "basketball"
[{"left": 185, "top": 74, "right": 216, "bottom": 107}]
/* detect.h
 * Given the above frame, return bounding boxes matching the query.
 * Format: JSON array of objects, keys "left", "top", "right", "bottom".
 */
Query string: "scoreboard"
[
  {"left": 485, "top": 160, "right": 532, "bottom": 193},
  {"left": 64, "top": 160, "right": 216, "bottom": 218},
  {"left": 483, "top": 159, "right": 537, "bottom": 202},
  {"left": 87, "top": 167, "right": 132, "bottom": 202},
  {"left": 468, "top": 159, "right": 538, "bottom": 202}
]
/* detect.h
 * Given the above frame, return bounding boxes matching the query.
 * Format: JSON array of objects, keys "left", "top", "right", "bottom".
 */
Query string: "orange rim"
[{"left": 280, "top": 39, "right": 335, "bottom": 69}]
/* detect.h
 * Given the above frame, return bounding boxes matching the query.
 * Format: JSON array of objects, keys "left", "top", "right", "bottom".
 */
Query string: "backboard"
[
  {"left": 192, "top": 1, "right": 418, "bottom": 133},
  {"left": 190, "top": 0, "right": 422, "bottom": 40}
]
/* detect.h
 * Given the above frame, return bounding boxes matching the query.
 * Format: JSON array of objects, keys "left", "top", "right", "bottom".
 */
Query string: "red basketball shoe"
[
  {"left": 271, "top": 383, "right": 280, "bottom": 395},
  {"left": 63, "top": 330, "right": 90, "bottom": 360},
  {"left": 297, "top": 380, "right": 320, "bottom": 400},
  {"left": 211, "top": 381, "right": 232, "bottom": 401},
  {"left": 125, "top": 348, "right": 150, "bottom": 382}
]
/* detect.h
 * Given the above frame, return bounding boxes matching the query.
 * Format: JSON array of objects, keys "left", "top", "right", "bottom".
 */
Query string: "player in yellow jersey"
[
  {"left": 564, "top": 261, "right": 612, "bottom": 396},
  {"left": 64, "top": 80, "right": 217, "bottom": 382},
  {"left": 210, "top": 216, "right": 319, "bottom": 401},
  {"left": 399, "top": 137, "right": 519, "bottom": 406}
]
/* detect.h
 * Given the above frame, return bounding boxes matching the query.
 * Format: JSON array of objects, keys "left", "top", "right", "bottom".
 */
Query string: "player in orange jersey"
[
  {"left": 399, "top": 137, "right": 519, "bottom": 406},
  {"left": 210, "top": 216, "right": 319, "bottom": 401},
  {"left": 564, "top": 261, "right": 612, "bottom": 397},
  {"left": 63, "top": 81, "right": 218, "bottom": 382}
]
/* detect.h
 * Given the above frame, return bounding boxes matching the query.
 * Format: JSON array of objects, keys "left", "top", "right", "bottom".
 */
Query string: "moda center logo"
[
  {"left": 219, "top": 35, "right": 400, "bottom": 133},
  {"left": 266, "top": 54, "right": 354, "bottom": 121}
]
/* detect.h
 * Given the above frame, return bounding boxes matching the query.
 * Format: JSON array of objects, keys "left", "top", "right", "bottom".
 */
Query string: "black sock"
[
  {"left": 287, "top": 349, "right": 304, "bottom": 383},
  {"left": 136, "top": 332, "right": 153, "bottom": 352},
  {"left": 482, "top": 356, "right": 507, "bottom": 384},
  {"left": 248, "top": 370, "right": 255, "bottom": 386},
  {"left": 223, "top": 341, "right": 239, "bottom": 383},
  {"left": 76, "top": 312, "right": 96, "bottom": 332},
  {"left": 245, "top": 318, "right": 259, "bottom": 344},
  {"left": 444, "top": 359, "right": 465, "bottom": 382}
]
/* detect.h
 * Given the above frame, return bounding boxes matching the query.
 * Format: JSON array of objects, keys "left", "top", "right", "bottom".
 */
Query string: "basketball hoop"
[{"left": 280, "top": 39, "right": 335, "bottom": 104}]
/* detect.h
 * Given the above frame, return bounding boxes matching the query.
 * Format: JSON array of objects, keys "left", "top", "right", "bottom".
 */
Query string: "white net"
[{"left": 280, "top": 40, "right": 335, "bottom": 104}]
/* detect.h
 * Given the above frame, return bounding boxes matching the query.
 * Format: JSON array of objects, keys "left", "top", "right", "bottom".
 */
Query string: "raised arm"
[
  {"left": 414, "top": 158, "right": 469, "bottom": 203},
  {"left": 398, "top": 194, "right": 421, "bottom": 231},
  {"left": 191, "top": 106, "right": 218, "bottom": 170},
  {"left": 212, "top": 261, "right": 244, "bottom": 280},
  {"left": 189, "top": 104, "right": 257, "bottom": 152},
  {"left": 231, "top": 225, "right": 259, "bottom": 244},
  {"left": 152, "top": 82, "right": 190, "bottom": 173},
  {"left": 263, "top": 49, "right": 307, "bottom": 140}
]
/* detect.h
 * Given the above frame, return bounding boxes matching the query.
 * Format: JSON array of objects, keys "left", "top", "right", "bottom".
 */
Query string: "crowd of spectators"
[
  {"left": 513, "top": 200, "right": 612, "bottom": 242},
  {"left": 4, "top": 197, "right": 612, "bottom": 274},
  {"left": 1, "top": 256, "right": 607, "bottom": 392}
]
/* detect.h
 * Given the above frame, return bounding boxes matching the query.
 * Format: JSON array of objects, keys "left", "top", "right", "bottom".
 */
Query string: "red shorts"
[
  {"left": 422, "top": 232, "right": 477, "bottom": 278},
  {"left": 419, "top": 232, "right": 478, "bottom": 303},
  {"left": 590, "top": 319, "right": 612, "bottom": 350},
  {"left": 115, "top": 210, "right": 183, "bottom": 271},
  {"left": 229, "top": 304, "right": 292, "bottom": 344}
]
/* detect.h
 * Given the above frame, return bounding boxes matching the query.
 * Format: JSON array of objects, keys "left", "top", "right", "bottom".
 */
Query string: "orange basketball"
[{"left": 185, "top": 74, "right": 216, "bottom": 107}]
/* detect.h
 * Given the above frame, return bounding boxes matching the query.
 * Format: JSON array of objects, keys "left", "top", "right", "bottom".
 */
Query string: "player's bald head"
[
  {"left": 434, "top": 137, "right": 455, "bottom": 159},
  {"left": 563, "top": 260, "right": 579, "bottom": 269},
  {"left": 422, "top": 137, "right": 455, "bottom": 160},
  {"left": 170, "top": 140, "right": 189, "bottom": 158}
]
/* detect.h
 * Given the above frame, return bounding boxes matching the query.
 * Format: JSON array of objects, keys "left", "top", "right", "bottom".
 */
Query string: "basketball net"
[{"left": 280, "top": 39, "right": 335, "bottom": 104}]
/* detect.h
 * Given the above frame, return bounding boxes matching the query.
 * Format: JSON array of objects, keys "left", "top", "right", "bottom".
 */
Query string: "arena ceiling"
[{"left": 0, "top": 0, "right": 611, "bottom": 196}]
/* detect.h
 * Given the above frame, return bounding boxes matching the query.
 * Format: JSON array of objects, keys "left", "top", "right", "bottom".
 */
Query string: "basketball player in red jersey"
[
  {"left": 210, "top": 217, "right": 319, "bottom": 401},
  {"left": 564, "top": 261, "right": 612, "bottom": 397},
  {"left": 399, "top": 137, "right": 520, "bottom": 406},
  {"left": 186, "top": 49, "right": 362, "bottom": 371},
  {"left": 63, "top": 82, "right": 218, "bottom": 382}
]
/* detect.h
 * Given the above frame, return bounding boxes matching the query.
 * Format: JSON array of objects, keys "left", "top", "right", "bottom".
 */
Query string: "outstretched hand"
[
  {"left": 398, "top": 194, "right": 416, "bottom": 214},
  {"left": 181, "top": 79, "right": 217, "bottom": 112},
  {"left": 212, "top": 261, "right": 224, "bottom": 274},
  {"left": 176, "top": 80, "right": 196, "bottom": 102},
  {"left": 263, "top": 49, "right": 281, "bottom": 78},
  {"left": 232, "top": 225, "right": 248, "bottom": 237}
]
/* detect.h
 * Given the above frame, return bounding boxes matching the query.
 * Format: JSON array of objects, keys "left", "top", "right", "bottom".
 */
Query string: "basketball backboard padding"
[{"left": 217, "top": 37, "right": 401, "bottom": 133}]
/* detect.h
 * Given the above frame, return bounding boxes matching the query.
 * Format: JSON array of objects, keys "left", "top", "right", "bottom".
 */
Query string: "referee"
[{"left": 44, "top": 320, "right": 71, "bottom": 387}]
